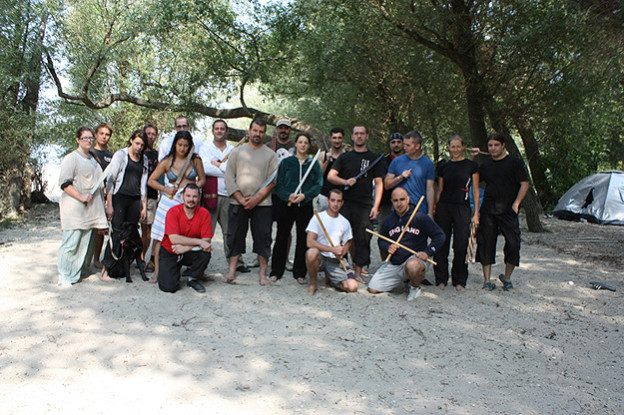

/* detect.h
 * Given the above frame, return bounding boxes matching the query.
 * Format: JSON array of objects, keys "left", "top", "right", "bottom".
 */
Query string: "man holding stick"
[
  {"left": 327, "top": 125, "right": 384, "bottom": 282},
  {"left": 306, "top": 189, "right": 357, "bottom": 295},
  {"left": 368, "top": 188, "right": 445, "bottom": 301},
  {"left": 224, "top": 118, "right": 279, "bottom": 285}
]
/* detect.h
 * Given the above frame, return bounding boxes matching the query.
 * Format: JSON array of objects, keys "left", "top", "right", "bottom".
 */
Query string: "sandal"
[
  {"left": 498, "top": 275, "right": 514, "bottom": 291},
  {"left": 482, "top": 281, "right": 496, "bottom": 291},
  {"left": 296, "top": 277, "right": 307, "bottom": 285},
  {"left": 269, "top": 275, "right": 279, "bottom": 283}
]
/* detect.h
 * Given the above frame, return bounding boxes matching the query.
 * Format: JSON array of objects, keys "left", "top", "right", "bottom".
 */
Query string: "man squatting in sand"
[
  {"left": 368, "top": 188, "right": 445, "bottom": 301},
  {"left": 305, "top": 189, "right": 357, "bottom": 296}
]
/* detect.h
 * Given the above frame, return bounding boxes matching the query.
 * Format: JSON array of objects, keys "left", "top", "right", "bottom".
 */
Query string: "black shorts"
[
  {"left": 226, "top": 204, "right": 272, "bottom": 259},
  {"left": 476, "top": 209, "right": 521, "bottom": 266}
]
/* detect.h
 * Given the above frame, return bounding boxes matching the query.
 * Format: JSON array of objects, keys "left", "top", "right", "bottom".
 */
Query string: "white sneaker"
[{"left": 407, "top": 286, "right": 421, "bottom": 301}]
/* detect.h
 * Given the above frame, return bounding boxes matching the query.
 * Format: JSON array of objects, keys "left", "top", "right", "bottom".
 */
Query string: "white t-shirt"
[{"left": 306, "top": 211, "right": 353, "bottom": 258}]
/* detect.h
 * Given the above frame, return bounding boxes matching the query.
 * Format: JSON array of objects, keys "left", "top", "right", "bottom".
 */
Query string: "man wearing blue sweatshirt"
[{"left": 368, "top": 188, "right": 445, "bottom": 301}]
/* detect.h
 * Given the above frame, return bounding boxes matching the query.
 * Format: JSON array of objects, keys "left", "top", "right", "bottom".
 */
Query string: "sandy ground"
[{"left": 0, "top": 204, "right": 622, "bottom": 415}]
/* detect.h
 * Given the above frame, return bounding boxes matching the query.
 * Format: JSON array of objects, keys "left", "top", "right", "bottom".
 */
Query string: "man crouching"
[
  {"left": 159, "top": 183, "right": 214, "bottom": 293},
  {"left": 368, "top": 188, "right": 445, "bottom": 301},
  {"left": 305, "top": 189, "right": 357, "bottom": 296}
]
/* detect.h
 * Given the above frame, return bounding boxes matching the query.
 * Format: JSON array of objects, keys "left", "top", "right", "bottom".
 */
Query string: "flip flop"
[{"left": 222, "top": 277, "right": 237, "bottom": 284}]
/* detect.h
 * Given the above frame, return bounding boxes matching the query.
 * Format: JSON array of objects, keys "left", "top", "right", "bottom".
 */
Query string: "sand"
[{"left": 0, "top": 204, "right": 622, "bottom": 414}]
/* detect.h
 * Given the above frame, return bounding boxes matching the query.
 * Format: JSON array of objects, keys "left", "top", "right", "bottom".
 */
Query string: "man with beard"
[
  {"left": 316, "top": 127, "right": 347, "bottom": 212},
  {"left": 141, "top": 123, "right": 160, "bottom": 272},
  {"left": 225, "top": 118, "right": 279, "bottom": 285},
  {"left": 158, "top": 184, "right": 213, "bottom": 293}
]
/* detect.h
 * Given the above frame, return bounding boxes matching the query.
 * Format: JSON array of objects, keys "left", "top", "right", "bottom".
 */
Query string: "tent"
[{"left": 552, "top": 170, "right": 624, "bottom": 225}]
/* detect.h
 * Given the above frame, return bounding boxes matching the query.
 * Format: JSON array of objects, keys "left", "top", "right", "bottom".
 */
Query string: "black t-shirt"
[
  {"left": 118, "top": 155, "right": 143, "bottom": 197},
  {"left": 90, "top": 148, "right": 113, "bottom": 170},
  {"left": 144, "top": 149, "right": 159, "bottom": 199},
  {"left": 437, "top": 159, "right": 479, "bottom": 205},
  {"left": 331, "top": 150, "right": 384, "bottom": 208},
  {"left": 479, "top": 155, "right": 529, "bottom": 215},
  {"left": 379, "top": 154, "right": 395, "bottom": 207},
  {"left": 320, "top": 151, "right": 341, "bottom": 197}
]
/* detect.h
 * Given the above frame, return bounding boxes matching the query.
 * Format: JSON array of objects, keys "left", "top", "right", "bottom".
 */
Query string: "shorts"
[
  {"left": 142, "top": 198, "right": 158, "bottom": 225},
  {"left": 319, "top": 256, "right": 351, "bottom": 287},
  {"left": 226, "top": 204, "right": 272, "bottom": 259},
  {"left": 368, "top": 258, "right": 425, "bottom": 292}
]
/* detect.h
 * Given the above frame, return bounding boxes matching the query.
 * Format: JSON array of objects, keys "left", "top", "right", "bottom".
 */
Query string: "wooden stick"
[
  {"left": 220, "top": 134, "right": 248, "bottom": 164},
  {"left": 465, "top": 222, "right": 476, "bottom": 264},
  {"left": 366, "top": 229, "right": 437, "bottom": 265},
  {"left": 313, "top": 210, "right": 353, "bottom": 276},
  {"left": 385, "top": 195, "right": 424, "bottom": 263},
  {"left": 288, "top": 150, "right": 321, "bottom": 207}
]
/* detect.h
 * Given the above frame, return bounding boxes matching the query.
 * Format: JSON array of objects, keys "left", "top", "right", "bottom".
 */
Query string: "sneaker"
[
  {"left": 249, "top": 258, "right": 260, "bottom": 268},
  {"left": 187, "top": 279, "right": 206, "bottom": 293},
  {"left": 286, "top": 259, "right": 294, "bottom": 271},
  {"left": 145, "top": 261, "right": 155, "bottom": 273},
  {"left": 236, "top": 265, "right": 251, "bottom": 273},
  {"left": 407, "top": 286, "right": 421, "bottom": 301}
]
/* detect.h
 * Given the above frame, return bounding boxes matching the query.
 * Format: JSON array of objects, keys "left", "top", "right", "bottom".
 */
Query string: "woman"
[
  {"left": 147, "top": 131, "right": 205, "bottom": 282},
  {"left": 269, "top": 133, "right": 323, "bottom": 284},
  {"left": 57, "top": 126, "right": 108, "bottom": 286},
  {"left": 433, "top": 135, "right": 480, "bottom": 291},
  {"left": 100, "top": 129, "right": 149, "bottom": 282}
]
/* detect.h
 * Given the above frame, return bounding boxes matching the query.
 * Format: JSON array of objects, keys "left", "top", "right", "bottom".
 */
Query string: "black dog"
[{"left": 102, "top": 222, "right": 148, "bottom": 283}]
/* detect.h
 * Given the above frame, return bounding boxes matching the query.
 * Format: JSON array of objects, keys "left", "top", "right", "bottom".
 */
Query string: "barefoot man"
[
  {"left": 305, "top": 189, "right": 357, "bottom": 295},
  {"left": 224, "top": 118, "right": 279, "bottom": 285}
]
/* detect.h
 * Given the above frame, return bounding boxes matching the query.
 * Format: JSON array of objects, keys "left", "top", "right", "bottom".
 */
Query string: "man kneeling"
[
  {"left": 159, "top": 184, "right": 214, "bottom": 293},
  {"left": 305, "top": 189, "right": 357, "bottom": 295},
  {"left": 368, "top": 188, "right": 445, "bottom": 301}
]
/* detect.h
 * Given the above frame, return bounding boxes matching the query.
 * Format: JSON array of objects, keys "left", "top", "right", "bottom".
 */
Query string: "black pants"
[
  {"left": 433, "top": 202, "right": 471, "bottom": 287},
  {"left": 476, "top": 209, "right": 521, "bottom": 267},
  {"left": 158, "top": 246, "right": 211, "bottom": 293},
  {"left": 270, "top": 200, "right": 313, "bottom": 279},
  {"left": 112, "top": 194, "right": 141, "bottom": 229},
  {"left": 340, "top": 202, "right": 372, "bottom": 267}
]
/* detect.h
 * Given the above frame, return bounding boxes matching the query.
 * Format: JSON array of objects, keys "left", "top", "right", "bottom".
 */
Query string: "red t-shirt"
[{"left": 162, "top": 204, "right": 213, "bottom": 253}]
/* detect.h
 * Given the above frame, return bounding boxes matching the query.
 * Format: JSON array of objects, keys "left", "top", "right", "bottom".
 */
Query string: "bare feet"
[
  {"left": 437, "top": 283, "right": 446, "bottom": 290},
  {"left": 456, "top": 285, "right": 465, "bottom": 291},
  {"left": 93, "top": 260, "right": 103, "bottom": 269},
  {"left": 296, "top": 277, "right": 306, "bottom": 285},
  {"left": 148, "top": 275, "right": 158, "bottom": 284},
  {"left": 269, "top": 275, "right": 279, "bottom": 282},
  {"left": 223, "top": 274, "right": 236, "bottom": 284},
  {"left": 307, "top": 284, "right": 317, "bottom": 296},
  {"left": 99, "top": 268, "right": 114, "bottom": 283},
  {"left": 259, "top": 274, "right": 271, "bottom": 286},
  {"left": 355, "top": 276, "right": 366, "bottom": 284}
]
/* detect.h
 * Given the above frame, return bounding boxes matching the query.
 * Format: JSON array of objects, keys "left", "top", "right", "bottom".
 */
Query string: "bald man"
[{"left": 368, "top": 188, "right": 445, "bottom": 301}]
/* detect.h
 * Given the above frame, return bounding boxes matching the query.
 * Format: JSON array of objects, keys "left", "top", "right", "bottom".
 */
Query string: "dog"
[{"left": 102, "top": 222, "right": 148, "bottom": 283}]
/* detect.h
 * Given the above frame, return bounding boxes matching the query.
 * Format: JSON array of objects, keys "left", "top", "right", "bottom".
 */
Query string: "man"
[
  {"left": 306, "top": 189, "right": 357, "bottom": 296},
  {"left": 315, "top": 127, "right": 347, "bottom": 212},
  {"left": 368, "top": 188, "right": 445, "bottom": 301},
  {"left": 199, "top": 119, "right": 249, "bottom": 273},
  {"left": 384, "top": 131, "right": 435, "bottom": 218},
  {"left": 379, "top": 132, "right": 405, "bottom": 225},
  {"left": 270, "top": 118, "right": 296, "bottom": 160},
  {"left": 141, "top": 123, "right": 160, "bottom": 272},
  {"left": 158, "top": 184, "right": 213, "bottom": 293},
  {"left": 158, "top": 115, "right": 202, "bottom": 161},
  {"left": 327, "top": 125, "right": 384, "bottom": 282},
  {"left": 474, "top": 132, "right": 530, "bottom": 291},
  {"left": 90, "top": 122, "right": 114, "bottom": 269},
  {"left": 225, "top": 118, "right": 279, "bottom": 285}
]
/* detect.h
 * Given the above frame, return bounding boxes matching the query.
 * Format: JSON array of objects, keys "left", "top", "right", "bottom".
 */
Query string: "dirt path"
[{"left": 1, "top": 205, "right": 622, "bottom": 414}]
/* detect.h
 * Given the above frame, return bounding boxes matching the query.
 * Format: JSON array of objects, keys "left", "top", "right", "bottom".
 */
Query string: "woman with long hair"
[
  {"left": 433, "top": 135, "right": 480, "bottom": 291},
  {"left": 100, "top": 129, "right": 149, "bottom": 282},
  {"left": 147, "top": 131, "right": 205, "bottom": 283}
]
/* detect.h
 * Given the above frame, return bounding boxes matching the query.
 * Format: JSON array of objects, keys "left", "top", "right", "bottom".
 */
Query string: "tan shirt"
[
  {"left": 58, "top": 150, "right": 108, "bottom": 230},
  {"left": 225, "top": 144, "right": 278, "bottom": 207}
]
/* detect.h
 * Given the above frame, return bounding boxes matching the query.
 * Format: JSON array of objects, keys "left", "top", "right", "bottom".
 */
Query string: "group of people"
[{"left": 57, "top": 115, "right": 530, "bottom": 301}]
